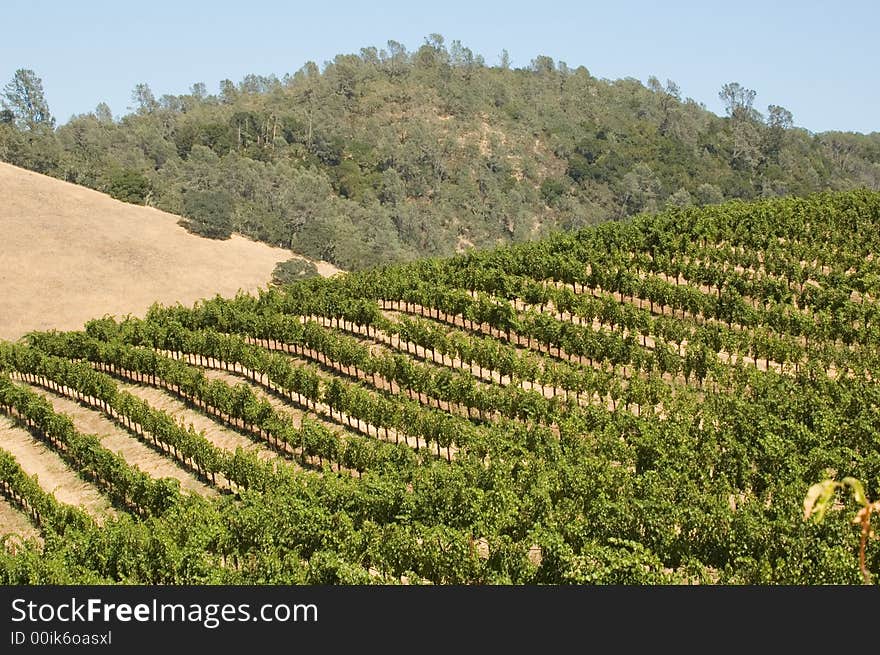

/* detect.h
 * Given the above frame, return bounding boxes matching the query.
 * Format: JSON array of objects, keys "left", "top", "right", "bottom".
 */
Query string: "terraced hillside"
[{"left": 1, "top": 190, "right": 879, "bottom": 584}]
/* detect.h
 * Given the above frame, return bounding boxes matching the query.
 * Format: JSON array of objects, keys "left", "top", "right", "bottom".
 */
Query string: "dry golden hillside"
[{"left": 0, "top": 162, "right": 317, "bottom": 340}]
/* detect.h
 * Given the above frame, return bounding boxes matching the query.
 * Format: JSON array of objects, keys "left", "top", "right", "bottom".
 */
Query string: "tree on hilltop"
[{"left": 1, "top": 68, "right": 54, "bottom": 131}]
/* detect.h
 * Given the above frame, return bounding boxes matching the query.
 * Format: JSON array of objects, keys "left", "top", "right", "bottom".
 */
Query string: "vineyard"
[{"left": 1, "top": 189, "right": 879, "bottom": 584}]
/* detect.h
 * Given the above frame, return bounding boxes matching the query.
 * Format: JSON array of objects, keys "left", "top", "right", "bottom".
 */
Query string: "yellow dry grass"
[{"left": 0, "top": 162, "right": 297, "bottom": 340}]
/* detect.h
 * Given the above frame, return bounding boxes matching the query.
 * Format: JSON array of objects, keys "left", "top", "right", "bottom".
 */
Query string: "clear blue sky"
[{"left": 2, "top": 0, "right": 877, "bottom": 134}]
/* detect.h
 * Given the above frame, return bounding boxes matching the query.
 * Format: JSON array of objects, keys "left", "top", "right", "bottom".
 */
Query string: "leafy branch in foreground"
[{"left": 804, "top": 476, "right": 879, "bottom": 584}]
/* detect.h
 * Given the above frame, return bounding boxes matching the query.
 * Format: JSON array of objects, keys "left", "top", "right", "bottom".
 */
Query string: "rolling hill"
[
  {"left": 3, "top": 40, "right": 878, "bottom": 272},
  {"left": 0, "top": 162, "right": 302, "bottom": 341},
  {"left": 0, "top": 189, "right": 878, "bottom": 584}
]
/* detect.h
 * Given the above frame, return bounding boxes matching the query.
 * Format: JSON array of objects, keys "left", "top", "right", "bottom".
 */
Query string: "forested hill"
[{"left": 2, "top": 36, "right": 879, "bottom": 270}]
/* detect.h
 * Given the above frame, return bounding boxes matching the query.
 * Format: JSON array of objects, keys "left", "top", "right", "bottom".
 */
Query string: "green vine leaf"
[
  {"left": 804, "top": 480, "right": 839, "bottom": 523},
  {"left": 842, "top": 477, "right": 867, "bottom": 507}
]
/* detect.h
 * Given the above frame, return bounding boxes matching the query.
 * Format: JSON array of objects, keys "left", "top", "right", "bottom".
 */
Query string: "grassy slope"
[{"left": 0, "top": 162, "right": 295, "bottom": 340}]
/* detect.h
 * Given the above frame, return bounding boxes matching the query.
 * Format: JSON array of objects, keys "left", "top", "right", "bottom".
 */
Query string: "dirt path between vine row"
[
  {"left": 0, "top": 161, "right": 339, "bottom": 341},
  {"left": 0, "top": 496, "right": 42, "bottom": 547},
  {"left": 0, "top": 415, "right": 116, "bottom": 519},
  {"left": 117, "top": 382, "right": 277, "bottom": 463},
  {"left": 195, "top": 358, "right": 442, "bottom": 456},
  {"left": 199, "top": 369, "right": 365, "bottom": 474},
  {"left": 19, "top": 384, "right": 216, "bottom": 498},
  {"left": 201, "top": 368, "right": 308, "bottom": 429}
]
